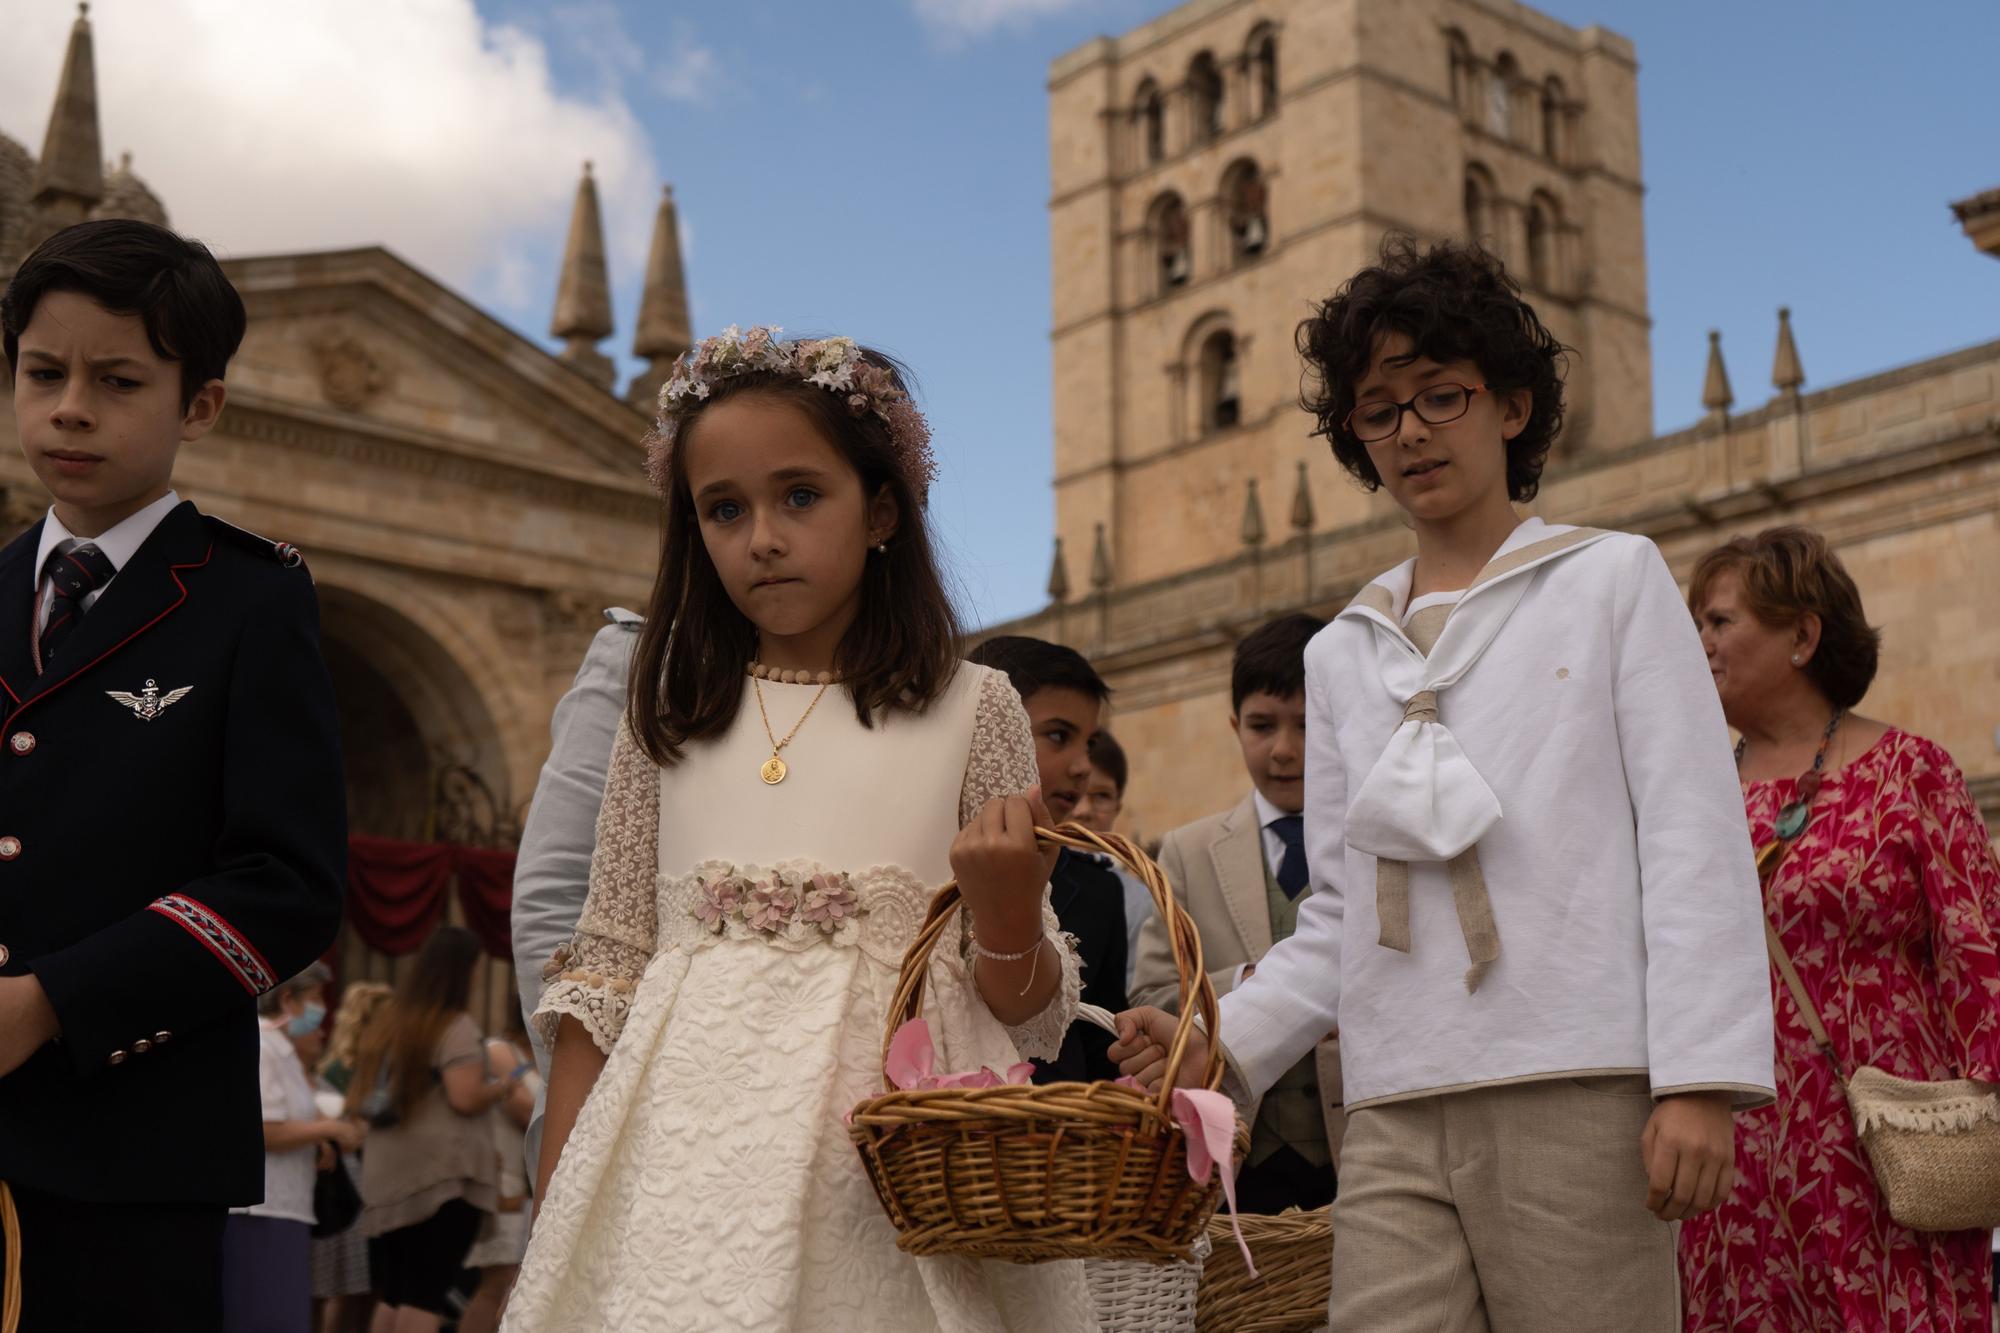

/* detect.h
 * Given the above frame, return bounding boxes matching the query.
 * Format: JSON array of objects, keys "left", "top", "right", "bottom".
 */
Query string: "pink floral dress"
[{"left": 1680, "top": 729, "right": 2000, "bottom": 1332}]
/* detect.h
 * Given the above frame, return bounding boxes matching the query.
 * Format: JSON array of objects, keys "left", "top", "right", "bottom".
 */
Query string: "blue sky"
[{"left": 475, "top": 0, "right": 2000, "bottom": 627}]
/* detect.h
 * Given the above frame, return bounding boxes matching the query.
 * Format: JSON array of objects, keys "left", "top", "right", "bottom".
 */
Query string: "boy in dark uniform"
[
  {"left": 0, "top": 219, "right": 346, "bottom": 1330},
  {"left": 965, "top": 635, "right": 1128, "bottom": 1082}
]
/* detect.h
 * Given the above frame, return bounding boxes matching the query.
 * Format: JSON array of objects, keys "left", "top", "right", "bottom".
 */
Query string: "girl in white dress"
[{"left": 503, "top": 328, "right": 1096, "bottom": 1332}]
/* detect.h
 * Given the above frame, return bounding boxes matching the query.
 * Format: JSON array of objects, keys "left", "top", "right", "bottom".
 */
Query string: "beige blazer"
[{"left": 1131, "top": 792, "right": 1346, "bottom": 1167}]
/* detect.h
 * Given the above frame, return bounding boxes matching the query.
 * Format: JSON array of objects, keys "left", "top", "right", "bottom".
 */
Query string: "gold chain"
[{"left": 752, "top": 677, "right": 833, "bottom": 785}]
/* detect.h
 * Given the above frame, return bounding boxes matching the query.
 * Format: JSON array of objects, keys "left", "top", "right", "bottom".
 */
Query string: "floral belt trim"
[
  {"left": 659, "top": 859, "right": 932, "bottom": 967},
  {"left": 692, "top": 868, "right": 863, "bottom": 938}
]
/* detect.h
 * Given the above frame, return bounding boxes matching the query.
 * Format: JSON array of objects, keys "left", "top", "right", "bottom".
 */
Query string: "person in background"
[
  {"left": 456, "top": 1015, "right": 539, "bottom": 1333},
  {"left": 313, "top": 982, "right": 392, "bottom": 1333},
  {"left": 1071, "top": 730, "right": 1153, "bottom": 990},
  {"left": 349, "top": 927, "right": 521, "bottom": 1333},
  {"left": 225, "top": 963, "right": 364, "bottom": 1333},
  {"left": 1679, "top": 526, "right": 1999, "bottom": 1332},
  {"left": 1130, "top": 612, "right": 1340, "bottom": 1213},
  {"left": 509, "top": 606, "right": 642, "bottom": 1175},
  {"left": 966, "top": 634, "right": 1129, "bottom": 1083}
]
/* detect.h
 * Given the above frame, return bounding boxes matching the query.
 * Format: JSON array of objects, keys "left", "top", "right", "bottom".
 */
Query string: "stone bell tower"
[{"left": 1046, "top": 0, "right": 1653, "bottom": 593}]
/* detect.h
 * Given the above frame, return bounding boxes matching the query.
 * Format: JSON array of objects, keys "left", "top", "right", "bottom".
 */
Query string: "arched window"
[
  {"left": 1445, "top": 29, "right": 1474, "bottom": 117},
  {"left": 1526, "top": 191, "right": 1560, "bottom": 290},
  {"left": 1489, "top": 53, "right": 1518, "bottom": 138},
  {"left": 1222, "top": 159, "right": 1269, "bottom": 263},
  {"left": 1249, "top": 26, "right": 1279, "bottom": 121},
  {"left": 1200, "top": 329, "right": 1241, "bottom": 433},
  {"left": 1150, "top": 192, "right": 1192, "bottom": 291},
  {"left": 1541, "top": 77, "right": 1566, "bottom": 162},
  {"left": 1136, "top": 79, "right": 1165, "bottom": 164},
  {"left": 1463, "top": 165, "right": 1496, "bottom": 249},
  {"left": 1188, "top": 52, "right": 1224, "bottom": 144}
]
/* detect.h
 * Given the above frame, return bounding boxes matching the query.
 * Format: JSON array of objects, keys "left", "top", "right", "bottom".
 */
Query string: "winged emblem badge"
[{"left": 106, "top": 679, "right": 194, "bottom": 722}]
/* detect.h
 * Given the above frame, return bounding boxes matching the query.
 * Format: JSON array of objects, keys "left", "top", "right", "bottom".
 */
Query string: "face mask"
[{"left": 286, "top": 1002, "right": 326, "bottom": 1038}]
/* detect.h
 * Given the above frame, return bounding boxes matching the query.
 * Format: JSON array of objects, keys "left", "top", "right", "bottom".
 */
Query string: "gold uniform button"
[
  {"left": 107, "top": 1050, "right": 127, "bottom": 1066},
  {"left": 131, "top": 1038, "right": 152, "bottom": 1055},
  {"left": 8, "top": 733, "right": 33, "bottom": 756},
  {"left": 0, "top": 944, "right": 10, "bottom": 967},
  {"left": 0, "top": 837, "right": 19, "bottom": 860},
  {"left": 154, "top": 1030, "right": 173, "bottom": 1044}
]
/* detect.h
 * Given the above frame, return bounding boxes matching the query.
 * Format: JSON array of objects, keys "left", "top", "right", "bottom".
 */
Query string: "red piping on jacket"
[{"left": 0, "top": 544, "right": 214, "bottom": 729}]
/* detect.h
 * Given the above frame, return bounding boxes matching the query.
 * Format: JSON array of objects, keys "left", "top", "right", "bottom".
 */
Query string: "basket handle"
[{"left": 879, "top": 822, "right": 1225, "bottom": 1122}]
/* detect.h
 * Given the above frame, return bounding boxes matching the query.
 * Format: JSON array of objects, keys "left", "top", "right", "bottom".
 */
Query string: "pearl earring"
[
  {"left": 1791, "top": 654, "right": 1802, "bottom": 665},
  {"left": 875, "top": 543, "right": 888, "bottom": 555}
]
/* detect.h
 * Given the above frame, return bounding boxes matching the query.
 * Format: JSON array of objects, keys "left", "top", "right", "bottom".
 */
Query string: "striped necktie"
[{"left": 39, "top": 539, "right": 117, "bottom": 670}]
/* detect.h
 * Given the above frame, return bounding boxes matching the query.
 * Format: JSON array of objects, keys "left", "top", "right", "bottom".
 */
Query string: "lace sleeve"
[
  {"left": 534, "top": 719, "right": 660, "bottom": 1055},
  {"left": 955, "top": 668, "right": 1083, "bottom": 1062}
]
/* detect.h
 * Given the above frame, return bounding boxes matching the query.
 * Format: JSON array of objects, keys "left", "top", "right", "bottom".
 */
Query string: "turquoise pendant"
[{"left": 1775, "top": 801, "right": 1809, "bottom": 840}]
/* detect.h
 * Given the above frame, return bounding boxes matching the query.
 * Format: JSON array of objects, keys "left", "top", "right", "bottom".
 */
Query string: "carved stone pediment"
[{"left": 310, "top": 327, "right": 393, "bottom": 412}]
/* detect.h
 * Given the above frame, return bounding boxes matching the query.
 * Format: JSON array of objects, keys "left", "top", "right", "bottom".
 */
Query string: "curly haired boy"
[{"left": 1116, "top": 239, "right": 1775, "bottom": 1331}]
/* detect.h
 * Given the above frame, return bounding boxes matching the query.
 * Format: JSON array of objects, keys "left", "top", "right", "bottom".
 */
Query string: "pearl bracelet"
[{"left": 971, "top": 931, "right": 1049, "bottom": 997}]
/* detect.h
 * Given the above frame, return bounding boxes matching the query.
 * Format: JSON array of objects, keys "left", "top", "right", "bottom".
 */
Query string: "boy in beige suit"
[{"left": 1130, "top": 613, "right": 1340, "bottom": 1213}]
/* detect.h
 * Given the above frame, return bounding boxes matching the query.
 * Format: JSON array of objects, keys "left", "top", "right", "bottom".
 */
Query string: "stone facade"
[{"left": 1014, "top": 0, "right": 2000, "bottom": 851}]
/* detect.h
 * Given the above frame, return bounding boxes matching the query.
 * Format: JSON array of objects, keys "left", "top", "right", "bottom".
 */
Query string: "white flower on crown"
[{"left": 648, "top": 324, "right": 937, "bottom": 499}]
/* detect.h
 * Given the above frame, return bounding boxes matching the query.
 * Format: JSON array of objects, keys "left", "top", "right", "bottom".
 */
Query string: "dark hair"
[
  {"left": 1687, "top": 526, "right": 1881, "bottom": 710},
  {"left": 1296, "top": 235, "right": 1567, "bottom": 502},
  {"left": 1088, "top": 729, "right": 1128, "bottom": 795},
  {"left": 627, "top": 347, "right": 960, "bottom": 766},
  {"left": 1231, "top": 612, "right": 1325, "bottom": 712},
  {"left": 2, "top": 218, "right": 246, "bottom": 411},
  {"left": 346, "top": 925, "right": 481, "bottom": 1124},
  {"left": 966, "top": 635, "right": 1110, "bottom": 705}
]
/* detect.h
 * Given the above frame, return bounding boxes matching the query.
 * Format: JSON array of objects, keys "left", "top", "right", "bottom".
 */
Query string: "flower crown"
[{"left": 645, "top": 325, "right": 936, "bottom": 497}]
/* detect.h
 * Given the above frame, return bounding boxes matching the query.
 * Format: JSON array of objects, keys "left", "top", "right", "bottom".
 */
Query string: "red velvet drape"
[
  {"left": 453, "top": 845, "right": 519, "bottom": 960},
  {"left": 344, "top": 835, "right": 516, "bottom": 959}
]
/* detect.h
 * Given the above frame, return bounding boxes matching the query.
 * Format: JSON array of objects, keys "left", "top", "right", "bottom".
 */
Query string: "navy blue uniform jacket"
[{"left": 0, "top": 500, "right": 346, "bottom": 1206}]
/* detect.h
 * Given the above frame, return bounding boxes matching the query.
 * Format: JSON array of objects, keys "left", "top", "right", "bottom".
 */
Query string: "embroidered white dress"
[{"left": 503, "top": 664, "right": 1095, "bottom": 1333}]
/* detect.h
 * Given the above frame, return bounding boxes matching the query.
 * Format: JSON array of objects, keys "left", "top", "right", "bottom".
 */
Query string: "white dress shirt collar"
[{"left": 35, "top": 490, "right": 182, "bottom": 582}]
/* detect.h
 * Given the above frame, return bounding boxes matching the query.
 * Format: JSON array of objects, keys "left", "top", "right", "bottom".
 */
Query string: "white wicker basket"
[{"left": 1087, "top": 1232, "right": 1210, "bottom": 1331}]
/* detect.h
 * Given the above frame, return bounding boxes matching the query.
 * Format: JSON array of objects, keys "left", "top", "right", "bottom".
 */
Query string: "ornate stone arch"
[
  {"left": 1220, "top": 156, "right": 1269, "bottom": 265},
  {"left": 1186, "top": 51, "right": 1225, "bottom": 145},
  {"left": 1174, "top": 310, "right": 1245, "bottom": 442},
  {"left": 1246, "top": 23, "right": 1279, "bottom": 121},
  {"left": 1134, "top": 77, "right": 1165, "bottom": 166},
  {"left": 1146, "top": 190, "right": 1193, "bottom": 296}
]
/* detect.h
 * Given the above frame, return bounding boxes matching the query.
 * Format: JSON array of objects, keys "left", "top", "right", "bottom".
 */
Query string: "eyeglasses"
[{"left": 1341, "top": 383, "right": 1488, "bottom": 443}]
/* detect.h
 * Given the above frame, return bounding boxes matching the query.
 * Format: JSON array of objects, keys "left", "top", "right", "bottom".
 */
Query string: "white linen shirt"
[
  {"left": 1218, "top": 521, "right": 1776, "bottom": 1110},
  {"left": 232, "top": 1018, "right": 320, "bottom": 1224}
]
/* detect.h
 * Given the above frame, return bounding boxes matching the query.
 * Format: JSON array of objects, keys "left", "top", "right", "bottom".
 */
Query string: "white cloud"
[
  {"left": 654, "top": 22, "right": 723, "bottom": 104},
  {"left": 0, "top": 0, "right": 661, "bottom": 327},
  {"left": 910, "top": 0, "right": 1099, "bottom": 42}
]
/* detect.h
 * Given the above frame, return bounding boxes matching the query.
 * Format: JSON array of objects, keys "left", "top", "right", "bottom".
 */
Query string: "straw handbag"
[
  {"left": 848, "top": 823, "right": 1249, "bottom": 1266},
  {"left": 1195, "top": 1206, "right": 1332, "bottom": 1332},
  {"left": 1758, "top": 840, "right": 2000, "bottom": 1232}
]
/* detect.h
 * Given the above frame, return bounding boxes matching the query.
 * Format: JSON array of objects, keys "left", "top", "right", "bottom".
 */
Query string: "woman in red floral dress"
[{"left": 1682, "top": 526, "right": 2000, "bottom": 1332}]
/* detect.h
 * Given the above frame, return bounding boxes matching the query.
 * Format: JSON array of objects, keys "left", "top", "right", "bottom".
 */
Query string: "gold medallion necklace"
[{"left": 752, "top": 675, "right": 834, "bottom": 785}]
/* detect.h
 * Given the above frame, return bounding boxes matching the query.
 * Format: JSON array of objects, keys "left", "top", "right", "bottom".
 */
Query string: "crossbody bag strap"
[{"left": 1757, "top": 836, "right": 1848, "bottom": 1082}]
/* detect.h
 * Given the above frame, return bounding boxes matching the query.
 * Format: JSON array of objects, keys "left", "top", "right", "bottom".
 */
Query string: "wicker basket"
[
  {"left": 1088, "top": 1231, "right": 1209, "bottom": 1331},
  {"left": 849, "top": 823, "right": 1248, "bottom": 1265},
  {"left": 1195, "top": 1207, "right": 1333, "bottom": 1332}
]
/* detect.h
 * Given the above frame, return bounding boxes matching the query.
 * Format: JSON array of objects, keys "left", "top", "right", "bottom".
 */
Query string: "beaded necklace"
[{"left": 1735, "top": 709, "right": 1844, "bottom": 842}]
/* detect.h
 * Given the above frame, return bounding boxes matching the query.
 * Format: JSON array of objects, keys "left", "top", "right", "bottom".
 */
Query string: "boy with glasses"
[{"left": 1113, "top": 239, "right": 1774, "bottom": 1330}]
